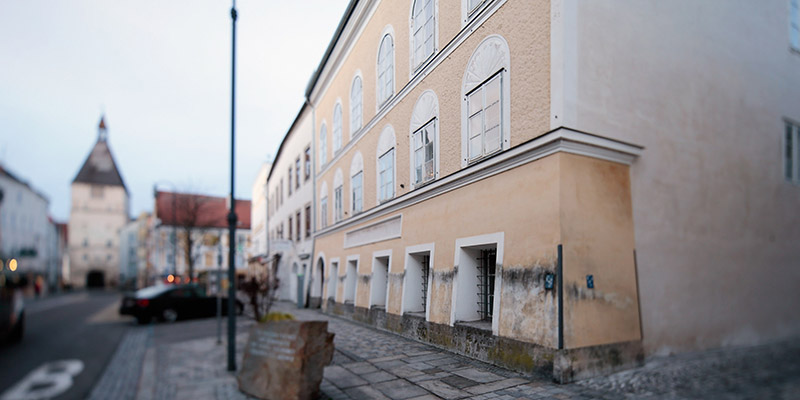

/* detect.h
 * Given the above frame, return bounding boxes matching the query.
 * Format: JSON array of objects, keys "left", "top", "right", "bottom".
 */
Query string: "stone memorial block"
[{"left": 238, "top": 320, "right": 335, "bottom": 400}]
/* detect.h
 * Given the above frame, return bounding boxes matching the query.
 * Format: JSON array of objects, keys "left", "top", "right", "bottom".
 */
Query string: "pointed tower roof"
[{"left": 72, "top": 116, "right": 127, "bottom": 191}]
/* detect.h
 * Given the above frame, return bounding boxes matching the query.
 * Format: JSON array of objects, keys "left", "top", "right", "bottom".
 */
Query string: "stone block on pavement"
[{"left": 237, "top": 320, "right": 334, "bottom": 400}]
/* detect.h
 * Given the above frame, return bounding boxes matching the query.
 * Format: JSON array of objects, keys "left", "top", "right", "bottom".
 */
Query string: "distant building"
[
  {"left": 119, "top": 218, "right": 139, "bottom": 289},
  {"left": 68, "top": 116, "right": 129, "bottom": 288},
  {"left": 248, "top": 162, "right": 270, "bottom": 274},
  {"left": 0, "top": 165, "right": 59, "bottom": 291},
  {"left": 152, "top": 190, "right": 251, "bottom": 288},
  {"left": 266, "top": 105, "right": 315, "bottom": 306}
]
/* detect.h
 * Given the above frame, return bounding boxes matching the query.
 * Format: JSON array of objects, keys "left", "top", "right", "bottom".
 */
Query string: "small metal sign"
[
  {"left": 544, "top": 273, "right": 555, "bottom": 290},
  {"left": 586, "top": 275, "right": 594, "bottom": 289}
]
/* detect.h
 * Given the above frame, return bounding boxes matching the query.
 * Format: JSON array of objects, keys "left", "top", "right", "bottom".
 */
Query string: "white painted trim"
[
  {"left": 343, "top": 214, "right": 402, "bottom": 249},
  {"left": 401, "top": 242, "right": 435, "bottom": 321},
  {"left": 313, "top": 253, "right": 326, "bottom": 299},
  {"left": 318, "top": 120, "right": 328, "bottom": 168},
  {"left": 333, "top": 99, "right": 344, "bottom": 154},
  {"left": 309, "top": 0, "right": 379, "bottom": 104},
  {"left": 376, "top": 125, "right": 397, "bottom": 204},
  {"left": 346, "top": 254, "right": 360, "bottom": 306},
  {"left": 449, "top": 232, "right": 504, "bottom": 335},
  {"left": 376, "top": 25, "right": 397, "bottom": 112},
  {"left": 316, "top": 127, "right": 644, "bottom": 238},
  {"left": 409, "top": 90, "right": 441, "bottom": 188},
  {"left": 461, "top": 0, "right": 490, "bottom": 27},
  {"left": 550, "top": 0, "right": 577, "bottom": 129},
  {"left": 315, "top": 0, "right": 509, "bottom": 178},
  {"left": 408, "top": 0, "right": 440, "bottom": 78},
  {"left": 349, "top": 71, "right": 364, "bottom": 140},
  {"left": 461, "top": 34, "right": 511, "bottom": 167},
  {"left": 329, "top": 257, "right": 340, "bottom": 302},
  {"left": 370, "top": 249, "right": 393, "bottom": 308}
]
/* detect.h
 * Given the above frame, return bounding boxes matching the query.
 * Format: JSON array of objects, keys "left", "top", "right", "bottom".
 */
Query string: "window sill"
[
  {"left": 403, "top": 311, "right": 426, "bottom": 320},
  {"left": 455, "top": 320, "right": 492, "bottom": 333},
  {"left": 412, "top": 178, "right": 436, "bottom": 191}
]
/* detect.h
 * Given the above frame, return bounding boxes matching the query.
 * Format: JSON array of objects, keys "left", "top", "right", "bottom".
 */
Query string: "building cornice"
[{"left": 315, "top": 127, "right": 643, "bottom": 239}]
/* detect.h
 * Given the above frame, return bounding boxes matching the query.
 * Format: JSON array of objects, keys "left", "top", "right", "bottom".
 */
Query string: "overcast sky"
[{"left": 0, "top": 0, "right": 349, "bottom": 221}]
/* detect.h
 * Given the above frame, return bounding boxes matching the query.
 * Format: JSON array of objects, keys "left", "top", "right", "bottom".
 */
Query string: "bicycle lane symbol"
[{"left": 0, "top": 360, "right": 84, "bottom": 400}]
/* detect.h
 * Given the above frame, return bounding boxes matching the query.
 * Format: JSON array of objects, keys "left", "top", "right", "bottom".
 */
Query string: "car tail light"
[{"left": 137, "top": 299, "right": 149, "bottom": 307}]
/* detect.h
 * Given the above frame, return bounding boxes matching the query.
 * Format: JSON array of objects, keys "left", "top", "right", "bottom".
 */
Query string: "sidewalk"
[{"left": 91, "top": 301, "right": 800, "bottom": 399}]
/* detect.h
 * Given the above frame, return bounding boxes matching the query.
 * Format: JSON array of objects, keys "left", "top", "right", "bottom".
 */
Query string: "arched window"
[
  {"left": 333, "top": 169, "right": 344, "bottom": 222},
  {"left": 410, "top": 90, "right": 439, "bottom": 187},
  {"left": 377, "top": 32, "right": 395, "bottom": 107},
  {"left": 411, "top": 0, "right": 435, "bottom": 70},
  {"left": 319, "top": 123, "right": 328, "bottom": 166},
  {"left": 376, "top": 125, "right": 396, "bottom": 203},
  {"left": 319, "top": 181, "right": 328, "bottom": 229},
  {"left": 461, "top": 35, "right": 511, "bottom": 166},
  {"left": 350, "top": 152, "right": 364, "bottom": 215},
  {"left": 333, "top": 102, "right": 343, "bottom": 153},
  {"left": 350, "top": 74, "right": 363, "bottom": 137}
]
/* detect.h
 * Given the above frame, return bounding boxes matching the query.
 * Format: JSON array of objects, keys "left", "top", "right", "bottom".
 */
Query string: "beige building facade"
[
  {"left": 268, "top": 0, "right": 800, "bottom": 382},
  {"left": 68, "top": 117, "right": 129, "bottom": 288}
]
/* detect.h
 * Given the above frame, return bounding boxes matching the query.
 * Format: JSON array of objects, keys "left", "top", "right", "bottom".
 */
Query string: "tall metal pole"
[
  {"left": 227, "top": 0, "right": 238, "bottom": 372},
  {"left": 217, "top": 228, "right": 223, "bottom": 345}
]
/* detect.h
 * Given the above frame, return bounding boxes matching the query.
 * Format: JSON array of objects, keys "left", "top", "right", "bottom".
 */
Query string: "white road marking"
[{"left": 0, "top": 360, "right": 84, "bottom": 400}]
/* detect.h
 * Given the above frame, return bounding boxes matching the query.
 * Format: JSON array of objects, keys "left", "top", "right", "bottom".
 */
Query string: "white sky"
[{"left": 0, "top": 0, "right": 350, "bottom": 221}]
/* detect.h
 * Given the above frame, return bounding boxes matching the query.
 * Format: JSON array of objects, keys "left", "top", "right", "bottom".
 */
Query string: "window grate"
[
  {"left": 421, "top": 255, "right": 430, "bottom": 312},
  {"left": 476, "top": 249, "right": 496, "bottom": 322}
]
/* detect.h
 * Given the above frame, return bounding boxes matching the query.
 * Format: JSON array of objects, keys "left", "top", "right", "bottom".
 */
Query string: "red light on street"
[{"left": 137, "top": 299, "right": 150, "bottom": 307}]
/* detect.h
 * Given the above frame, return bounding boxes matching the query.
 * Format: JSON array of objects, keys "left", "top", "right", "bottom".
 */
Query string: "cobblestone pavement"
[
  {"left": 277, "top": 303, "right": 614, "bottom": 400},
  {"left": 578, "top": 339, "right": 800, "bottom": 400},
  {"left": 95, "top": 300, "right": 800, "bottom": 400},
  {"left": 87, "top": 325, "right": 151, "bottom": 400}
]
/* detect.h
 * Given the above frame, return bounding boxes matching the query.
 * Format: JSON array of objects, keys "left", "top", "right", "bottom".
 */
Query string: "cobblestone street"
[{"left": 85, "top": 301, "right": 800, "bottom": 399}]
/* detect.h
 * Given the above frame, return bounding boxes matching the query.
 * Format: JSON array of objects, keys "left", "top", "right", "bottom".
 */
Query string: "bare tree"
[
  {"left": 241, "top": 257, "right": 281, "bottom": 321},
  {"left": 172, "top": 193, "right": 216, "bottom": 282}
]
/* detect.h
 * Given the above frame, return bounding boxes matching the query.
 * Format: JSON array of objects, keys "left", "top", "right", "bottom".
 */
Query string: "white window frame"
[
  {"left": 412, "top": 120, "right": 437, "bottom": 186},
  {"left": 466, "top": 72, "right": 503, "bottom": 162},
  {"left": 350, "top": 151, "right": 364, "bottom": 215},
  {"left": 320, "top": 196, "right": 328, "bottom": 229},
  {"left": 409, "top": 90, "right": 440, "bottom": 188},
  {"left": 333, "top": 101, "right": 343, "bottom": 153},
  {"left": 334, "top": 186, "right": 343, "bottom": 222},
  {"left": 410, "top": 0, "right": 438, "bottom": 74},
  {"left": 351, "top": 172, "right": 363, "bottom": 214},
  {"left": 462, "top": 0, "right": 487, "bottom": 25},
  {"left": 450, "top": 232, "right": 504, "bottom": 335},
  {"left": 461, "top": 35, "right": 511, "bottom": 167},
  {"left": 400, "top": 242, "right": 435, "bottom": 321},
  {"left": 319, "top": 181, "right": 328, "bottom": 229},
  {"left": 376, "top": 125, "right": 397, "bottom": 204},
  {"left": 785, "top": 120, "right": 800, "bottom": 184},
  {"left": 333, "top": 168, "right": 344, "bottom": 222},
  {"left": 350, "top": 73, "right": 363, "bottom": 138},
  {"left": 376, "top": 27, "right": 396, "bottom": 110},
  {"left": 378, "top": 148, "right": 395, "bottom": 203},
  {"left": 319, "top": 122, "right": 328, "bottom": 166}
]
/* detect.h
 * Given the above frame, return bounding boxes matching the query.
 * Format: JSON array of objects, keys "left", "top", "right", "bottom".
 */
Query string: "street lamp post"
[{"left": 227, "top": 0, "right": 238, "bottom": 372}]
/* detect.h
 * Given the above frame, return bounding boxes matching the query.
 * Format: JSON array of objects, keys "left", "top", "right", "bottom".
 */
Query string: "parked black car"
[
  {"left": 0, "top": 272, "right": 26, "bottom": 343},
  {"left": 120, "top": 284, "right": 243, "bottom": 324}
]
